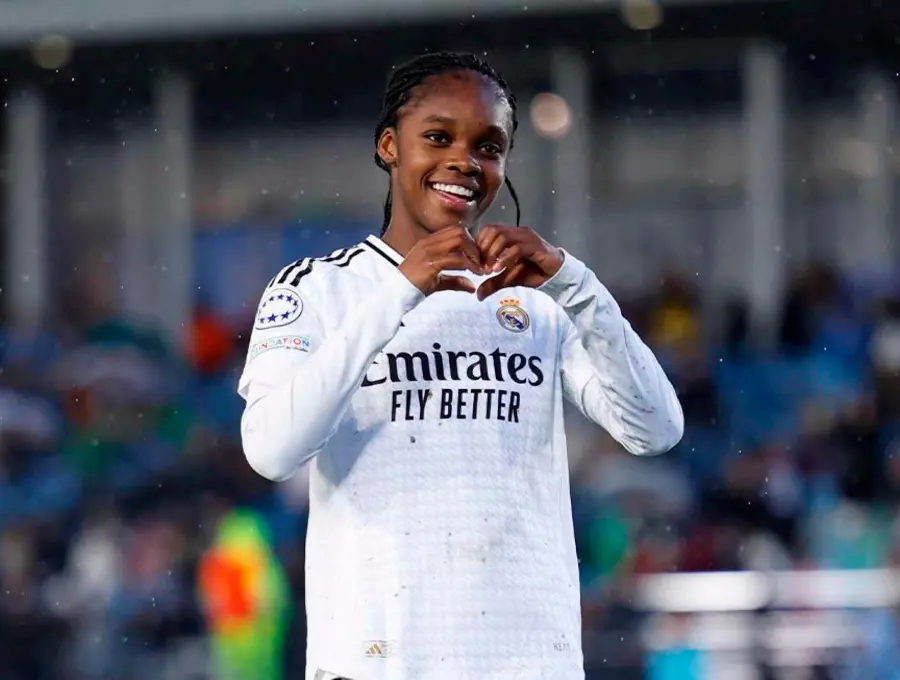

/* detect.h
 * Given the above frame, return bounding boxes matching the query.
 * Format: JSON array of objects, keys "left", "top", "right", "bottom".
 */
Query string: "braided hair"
[{"left": 373, "top": 52, "right": 521, "bottom": 235}]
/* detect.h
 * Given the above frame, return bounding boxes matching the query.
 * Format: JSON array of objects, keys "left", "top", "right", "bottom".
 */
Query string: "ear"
[{"left": 377, "top": 127, "right": 399, "bottom": 168}]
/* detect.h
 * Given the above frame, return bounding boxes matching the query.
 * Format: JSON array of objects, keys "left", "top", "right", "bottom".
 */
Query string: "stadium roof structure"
[{"left": 0, "top": 0, "right": 764, "bottom": 46}]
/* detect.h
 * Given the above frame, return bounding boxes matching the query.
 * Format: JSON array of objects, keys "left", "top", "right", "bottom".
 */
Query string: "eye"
[
  {"left": 424, "top": 131, "right": 450, "bottom": 144},
  {"left": 479, "top": 142, "right": 503, "bottom": 156}
]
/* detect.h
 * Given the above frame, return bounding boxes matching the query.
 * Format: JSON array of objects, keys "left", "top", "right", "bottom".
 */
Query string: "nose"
[{"left": 446, "top": 148, "right": 481, "bottom": 177}]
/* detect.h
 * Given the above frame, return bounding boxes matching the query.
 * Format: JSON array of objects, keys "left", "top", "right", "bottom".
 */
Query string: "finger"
[
  {"left": 492, "top": 244, "right": 525, "bottom": 273},
  {"left": 475, "top": 224, "right": 498, "bottom": 251},
  {"left": 480, "top": 232, "right": 508, "bottom": 270},
  {"left": 476, "top": 263, "right": 526, "bottom": 301},
  {"left": 430, "top": 253, "right": 480, "bottom": 275},
  {"left": 476, "top": 275, "right": 504, "bottom": 301},
  {"left": 476, "top": 226, "right": 514, "bottom": 268},
  {"left": 453, "top": 234, "right": 484, "bottom": 275},
  {"left": 434, "top": 228, "right": 483, "bottom": 274},
  {"left": 506, "top": 261, "right": 528, "bottom": 282},
  {"left": 435, "top": 275, "right": 476, "bottom": 294},
  {"left": 433, "top": 225, "right": 473, "bottom": 244},
  {"left": 477, "top": 224, "right": 525, "bottom": 248}
]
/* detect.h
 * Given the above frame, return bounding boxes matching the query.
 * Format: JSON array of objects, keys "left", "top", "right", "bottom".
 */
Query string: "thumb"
[
  {"left": 435, "top": 275, "right": 476, "bottom": 294},
  {"left": 476, "top": 263, "right": 524, "bottom": 301},
  {"left": 476, "top": 274, "right": 506, "bottom": 301}
]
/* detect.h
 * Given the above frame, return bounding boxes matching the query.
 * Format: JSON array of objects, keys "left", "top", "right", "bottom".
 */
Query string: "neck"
[
  {"left": 381, "top": 221, "right": 472, "bottom": 257},
  {"left": 380, "top": 222, "right": 425, "bottom": 258}
]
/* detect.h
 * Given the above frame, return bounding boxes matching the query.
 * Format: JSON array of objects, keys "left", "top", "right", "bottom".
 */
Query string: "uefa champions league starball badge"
[
  {"left": 496, "top": 297, "right": 530, "bottom": 333},
  {"left": 255, "top": 287, "right": 304, "bottom": 329}
]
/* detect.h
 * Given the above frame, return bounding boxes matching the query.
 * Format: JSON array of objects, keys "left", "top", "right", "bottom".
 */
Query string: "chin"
[
  {"left": 417, "top": 194, "right": 486, "bottom": 232},
  {"left": 418, "top": 215, "right": 471, "bottom": 233},
  {"left": 430, "top": 208, "right": 487, "bottom": 231}
]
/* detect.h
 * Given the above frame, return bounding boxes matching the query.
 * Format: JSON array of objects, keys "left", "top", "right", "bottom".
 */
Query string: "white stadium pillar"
[
  {"left": 5, "top": 88, "right": 49, "bottom": 325},
  {"left": 743, "top": 42, "right": 786, "bottom": 344},
  {"left": 857, "top": 70, "right": 896, "bottom": 271},
  {"left": 550, "top": 49, "right": 592, "bottom": 260},
  {"left": 153, "top": 71, "right": 194, "bottom": 349},
  {"left": 118, "top": 128, "right": 156, "bottom": 323}
]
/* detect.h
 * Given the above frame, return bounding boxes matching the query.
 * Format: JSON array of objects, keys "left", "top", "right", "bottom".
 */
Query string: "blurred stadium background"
[{"left": 1, "top": 0, "right": 899, "bottom": 678}]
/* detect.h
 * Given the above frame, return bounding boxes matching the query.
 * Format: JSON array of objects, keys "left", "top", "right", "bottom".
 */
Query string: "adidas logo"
[{"left": 364, "top": 640, "right": 393, "bottom": 658}]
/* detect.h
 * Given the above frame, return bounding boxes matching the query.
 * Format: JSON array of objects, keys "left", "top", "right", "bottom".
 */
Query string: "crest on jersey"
[
  {"left": 255, "top": 287, "right": 303, "bottom": 329},
  {"left": 496, "top": 297, "right": 530, "bottom": 333}
]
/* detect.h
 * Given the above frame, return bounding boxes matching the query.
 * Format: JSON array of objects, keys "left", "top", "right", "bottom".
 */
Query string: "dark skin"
[{"left": 377, "top": 70, "right": 564, "bottom": 299}]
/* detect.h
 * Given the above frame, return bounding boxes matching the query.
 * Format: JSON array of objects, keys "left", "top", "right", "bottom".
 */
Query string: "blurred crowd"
[
  {"left": 3, "top": 238, "right": 900, "bottom": 679},
  {"left": 575, "top": 263, "right": 900, "bottom": 678}
]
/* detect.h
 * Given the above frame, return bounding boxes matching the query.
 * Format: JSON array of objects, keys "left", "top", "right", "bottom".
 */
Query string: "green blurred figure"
[{"left": 198, "top": 508, "right": 291, "bottom": 680}]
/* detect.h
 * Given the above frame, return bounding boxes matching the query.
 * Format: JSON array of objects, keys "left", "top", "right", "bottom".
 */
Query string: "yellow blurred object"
[{"left": 651, "top": 306, "right": 700, "bottom": 348}]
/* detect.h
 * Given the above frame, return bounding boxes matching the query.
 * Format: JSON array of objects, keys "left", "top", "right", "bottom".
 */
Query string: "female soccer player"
[{"left": 238, "top": 52, "right": 683, "bottom": 680}]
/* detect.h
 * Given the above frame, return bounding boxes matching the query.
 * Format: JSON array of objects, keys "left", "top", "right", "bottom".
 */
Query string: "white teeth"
[{"left": 432, "top": 183, "right": 475, "bottom": 199}]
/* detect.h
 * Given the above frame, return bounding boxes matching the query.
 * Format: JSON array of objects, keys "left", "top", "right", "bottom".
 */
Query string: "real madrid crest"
[{"left": 496, "top": 297, "right": 530, "bottom": 333}]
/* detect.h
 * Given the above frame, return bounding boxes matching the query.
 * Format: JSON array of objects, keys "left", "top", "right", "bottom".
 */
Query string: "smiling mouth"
[{"left": 429, "top": 182, "right": 480, "bottom": 204}]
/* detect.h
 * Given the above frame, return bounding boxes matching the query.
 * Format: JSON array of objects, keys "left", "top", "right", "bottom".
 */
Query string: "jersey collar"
[{"left": 362, "top": 234, "right": 403, "bottom": 269}]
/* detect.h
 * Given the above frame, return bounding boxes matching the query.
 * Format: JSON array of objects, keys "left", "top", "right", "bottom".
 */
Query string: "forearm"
[{"left": 542, "top": 252, "right": 683, "bottom": 454}]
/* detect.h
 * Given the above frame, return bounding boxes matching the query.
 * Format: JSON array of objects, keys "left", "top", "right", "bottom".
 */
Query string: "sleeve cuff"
[
  {"left": 384, "top": 266, "right": 426, "bottom": 313},
  {"left": 537, "top": 249, "right": 588, "bottom": 300}
]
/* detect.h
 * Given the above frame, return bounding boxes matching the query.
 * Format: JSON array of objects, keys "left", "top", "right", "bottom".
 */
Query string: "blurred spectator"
[
  {"left": 870, "top": 295, "right": 900, "bottom": 422},
  {"left": 670, "top": 345, "right": 720, "bottom": 429},
  {"left": 648, "top": 273, "right": 702, "bottom": 359},
  {"left": 722, "top": 296, "right": 750, "bottom": 358},
  {"left": 198, "top": 507, "right": 290, "bottom": 680},
  {"left": 778, "top": 263, "right": 834, "bottom": 355},
  {"left": 189, "top": 303, "right": 237, "bottom": 378}
]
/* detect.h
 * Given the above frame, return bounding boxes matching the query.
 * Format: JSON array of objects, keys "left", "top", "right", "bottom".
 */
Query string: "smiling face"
[{"left": 377, "top": 70, "right": 514, "bottom": 237}]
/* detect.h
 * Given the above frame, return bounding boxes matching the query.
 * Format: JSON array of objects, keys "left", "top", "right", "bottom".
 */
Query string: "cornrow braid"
[{"left": 373, "top": 52, "right": 521, "bottom": 235}]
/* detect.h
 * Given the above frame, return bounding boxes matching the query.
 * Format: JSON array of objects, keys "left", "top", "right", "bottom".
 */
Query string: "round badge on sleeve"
[{"left": 255, "top": 287, "right": 304, "bottom": 330}]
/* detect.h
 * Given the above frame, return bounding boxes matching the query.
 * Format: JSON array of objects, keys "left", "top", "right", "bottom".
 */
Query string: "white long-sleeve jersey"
[{"left": 238, "top": 234, "right": 683, "bottom": 680}]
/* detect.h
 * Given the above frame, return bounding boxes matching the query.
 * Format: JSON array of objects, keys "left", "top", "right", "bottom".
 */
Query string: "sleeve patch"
[
  {"left": 255, "top": 287, "right": 304, "bottom": 330},
  {"left": 249, "top": 335, "right": 312, "bottom": 361}
]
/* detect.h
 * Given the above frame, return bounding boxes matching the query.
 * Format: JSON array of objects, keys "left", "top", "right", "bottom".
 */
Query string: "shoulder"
[
  {"left": 261, "top": 241, "right": 384, "bottom": 300},
  {"left": 252, "top": 243, "right": 370, "bottom": 330},
  {"left": 264, "top": 243, "right": 370, "bottom": 292}
]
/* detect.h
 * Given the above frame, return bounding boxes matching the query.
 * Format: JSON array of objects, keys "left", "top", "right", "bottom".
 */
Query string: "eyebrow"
[{"left": 422, "top": 114, "right": 508, "bottom": 139}]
